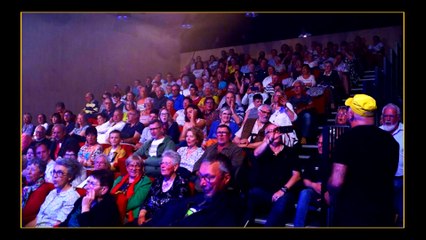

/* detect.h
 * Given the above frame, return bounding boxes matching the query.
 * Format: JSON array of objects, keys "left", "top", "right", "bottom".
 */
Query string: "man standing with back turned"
[{"left": 327, "top": 94, "right": 399, "bottom": 226}]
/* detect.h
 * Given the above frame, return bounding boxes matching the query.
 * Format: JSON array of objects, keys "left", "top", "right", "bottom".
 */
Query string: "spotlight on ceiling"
[
  {"left": 116, "top": 14, "right": 130, "bottom": 21},
  {"left": 298, "top": 32, "right": 312, "bottom": 38},
  {"left": 245, "top": 12, "right": 258, "bottom": 18},
  {"left": 181, "top": 23, "right": 193, "bottom": 29}
]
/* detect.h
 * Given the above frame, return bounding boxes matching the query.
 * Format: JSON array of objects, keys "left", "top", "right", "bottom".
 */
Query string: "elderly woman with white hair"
[{"left": 135, "top": 150, "right": 190, "bottom": 225}]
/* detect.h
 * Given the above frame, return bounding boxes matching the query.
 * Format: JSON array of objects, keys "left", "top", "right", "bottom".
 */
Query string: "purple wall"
[{"left": 22, "top": 13, "right": 181, "bottom": 119}]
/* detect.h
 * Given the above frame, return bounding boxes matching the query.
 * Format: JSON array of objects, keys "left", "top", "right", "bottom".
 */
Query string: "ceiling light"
[
  {"left": 181, "top": 23, "right": 192, "bottom": 29},
  {"left": 298, "top": 32, "right": 312, "bottom": 38},
  {"left": 245, "top": 12, "right": 258, "bottom": 18},
  {"left": 116, "top": 14, "right": 130, "bottom": 21}
]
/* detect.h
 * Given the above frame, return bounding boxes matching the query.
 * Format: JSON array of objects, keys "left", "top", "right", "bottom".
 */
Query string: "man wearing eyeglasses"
[
  {"left": 233, "top": 104, "right": 272, "bottom": 150},
  {"left": 195, "top": 124, "right": 244, "bottom": 191},
  {"left": 134, "top": 119, "right": 176, "bottom": 178},
  {"left": 142, "top": 153, "right": 244, "bottom": 226},
  {"left": 60, "top": 169, "right": 121, "bottom": 227}
]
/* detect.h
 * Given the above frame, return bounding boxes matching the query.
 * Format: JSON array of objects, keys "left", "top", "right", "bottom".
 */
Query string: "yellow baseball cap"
[{"left": 345, "top": 94, "right": 377, "bottom": 117}]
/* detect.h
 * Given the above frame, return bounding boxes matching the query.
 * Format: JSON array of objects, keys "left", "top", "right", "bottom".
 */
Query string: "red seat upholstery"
[
  {"left": 101, "top": 143, "right": 111, "bottom": 150},
  {"left": 188, "top": 181, "right": 196, "bottom": 196},
  {"left": 76, "top": 187, "right": 87, "bottom": 197},
  {"left": 87, "top": 118, "right": 98, "bottom": 126},
  {"left": 116, "top": 156, "right": 128, "bottom": 177},
  {"left": 120, "top": 143, "right": 136, "bottom": 154}
]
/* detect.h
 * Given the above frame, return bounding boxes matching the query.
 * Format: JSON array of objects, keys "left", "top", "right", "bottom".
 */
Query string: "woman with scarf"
[
  {"left": 22, "top": 158, "right": 55, "bottom": 227},
  {"left": 110, "top": 154, "right": 151, "bottom": 224}
]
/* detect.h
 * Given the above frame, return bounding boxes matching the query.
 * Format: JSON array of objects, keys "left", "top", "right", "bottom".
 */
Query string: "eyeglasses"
[
  {"left": 216, "top": 131, "right": 230, "bottom": 136},
  {"left": 160, "top": 161, "right": 174, "bottom": 166},
  {"left": 86, "top": 180, "right": 101, "bottom": 188},
  {"left": 259, "top": 109, "right": 271, "bottom": 115},
  {"left": 149, "top": 126, "right": 161, "bottom": 131},
  {"left": 265, "top": 128, "right": 280, "bottom": 135},
  {"left": 127, "top": 164, "right": 141, "bottom": 169},
  {"left": 198, "top": 173, "right": 216, "bottom": 184},
  {"left": 52, "top": 170, "right": 66, "bottom": 178}
]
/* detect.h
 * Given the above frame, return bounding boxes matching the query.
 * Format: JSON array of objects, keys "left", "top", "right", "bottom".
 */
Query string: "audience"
[{"left": 22, "top": 37, "right": 400, "bottom": 227}]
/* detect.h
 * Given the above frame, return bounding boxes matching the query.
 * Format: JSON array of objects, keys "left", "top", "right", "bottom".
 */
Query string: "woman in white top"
[
  {"left": 296, "top": 64, "right": 316, "bottom": 88},
  {"left": 139, "top": 97, "right": 154, "bottom": 127},
  {"left": 178, "top": 104, "right": 206, "bottom": 143},
  {"left": 176, "top": 127, "right": 205, "bottom": 179},
  {"left": 35, "top": 157, "right": 81, "bottom": 227},
  {"left": 173, "top": 97, "right": 192, "bottom": 127}
]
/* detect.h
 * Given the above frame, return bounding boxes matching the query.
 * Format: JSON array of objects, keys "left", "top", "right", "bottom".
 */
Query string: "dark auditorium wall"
[{"left": 22, "top": 13, "right": 181, "bottom": 119}]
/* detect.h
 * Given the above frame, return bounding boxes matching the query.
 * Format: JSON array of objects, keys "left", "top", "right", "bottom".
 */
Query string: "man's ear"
[
  {"left": 100, "top": 186, "right": 109, "bottom": 196},
  {"left": 223, "top": 173, "right": 231, "bottom": 185},
  {"left": 347, "top": 109, "right": 355, "bottom": 122}
]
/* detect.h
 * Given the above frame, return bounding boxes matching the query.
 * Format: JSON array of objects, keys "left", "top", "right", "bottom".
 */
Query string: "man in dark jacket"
[
  {"left": 60, "top": 169, "right": 121, "bottom": 227},
  {"left": 143, "top": 153, "right": 244, "bottom": 227}
]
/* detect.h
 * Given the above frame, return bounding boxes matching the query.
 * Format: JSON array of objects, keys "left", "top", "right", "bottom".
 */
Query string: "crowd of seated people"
[{"left": 22, "top": 37, "right": 402, "bottom": 227}]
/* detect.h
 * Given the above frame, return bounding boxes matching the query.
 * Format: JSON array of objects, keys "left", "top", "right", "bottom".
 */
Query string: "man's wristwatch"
[{"left": 280, "top": 186, "right": 289, "bottom": 193}]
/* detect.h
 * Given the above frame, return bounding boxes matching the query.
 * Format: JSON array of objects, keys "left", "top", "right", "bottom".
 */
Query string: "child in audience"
[{"left": 103, "top": 130, "right": 127, "bottom": 172}]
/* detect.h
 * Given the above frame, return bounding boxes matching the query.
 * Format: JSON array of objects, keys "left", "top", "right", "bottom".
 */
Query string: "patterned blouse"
[
  {"left": 140, "top": 174, "right": 190, "bottom": 219},
  {"left": 36, "top": 187, "right": 80, "bottom": 227},
  {"left": 77, "top": 143, "right": 103, "bottom": 168},
  {"left": 177, "top": 147, "right": 205, "bottom": 173}
]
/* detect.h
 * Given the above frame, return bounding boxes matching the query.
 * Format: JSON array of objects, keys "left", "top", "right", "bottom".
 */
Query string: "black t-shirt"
[{"left": 331, "top": 125, "right": 399, "bottom": 226}]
